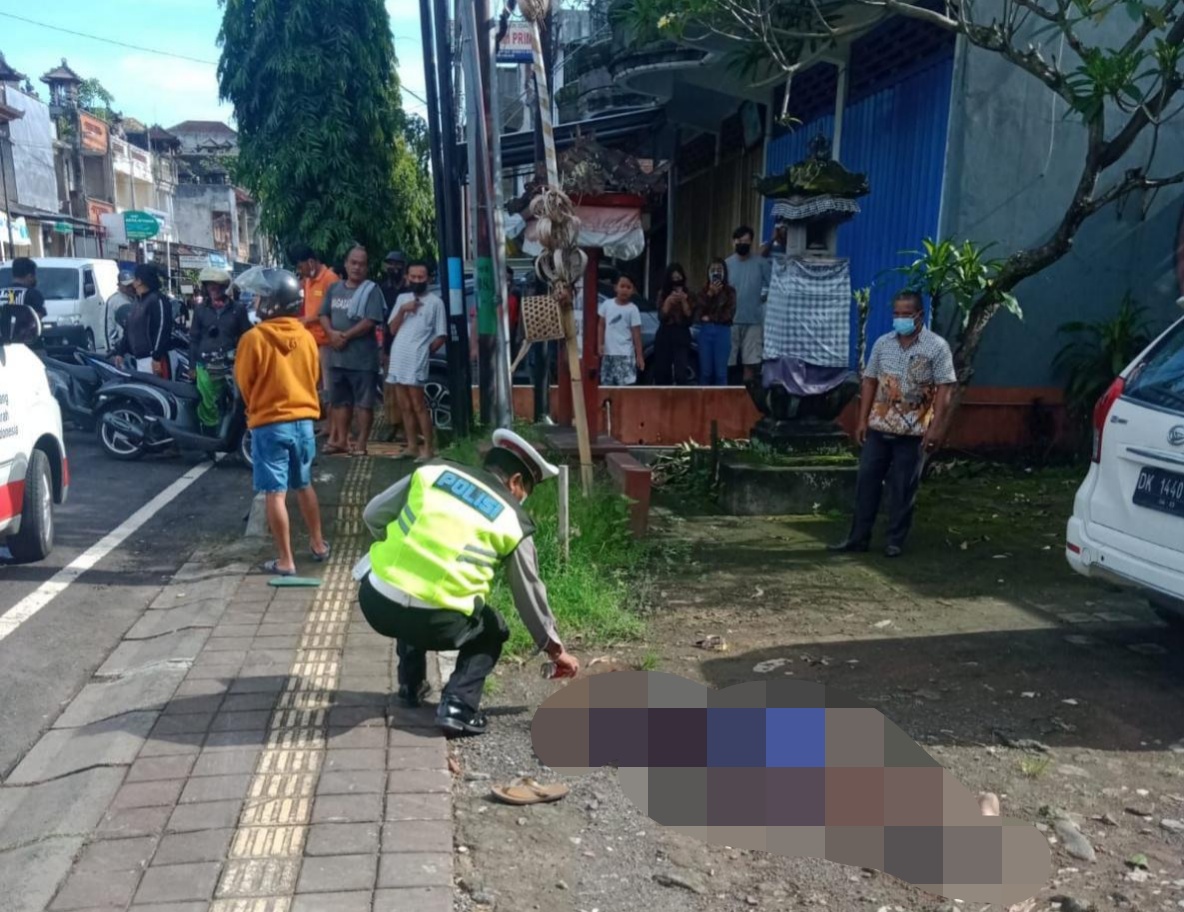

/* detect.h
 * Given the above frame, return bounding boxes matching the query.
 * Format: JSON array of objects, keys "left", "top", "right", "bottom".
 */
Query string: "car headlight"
[{"left": 63, "top": 314, "right": 82, "bottom": 325}]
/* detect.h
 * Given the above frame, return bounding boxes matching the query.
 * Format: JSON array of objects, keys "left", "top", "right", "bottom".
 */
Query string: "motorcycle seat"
[
  {"left": 130, "top": 371, "right": 202, "bottom": 400},
  {"left": 47, "top": 358, "right": 100, "bottom": 385}
]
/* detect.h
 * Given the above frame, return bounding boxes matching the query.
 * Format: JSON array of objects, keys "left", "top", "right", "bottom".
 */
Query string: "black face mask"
[
  {"left": 735, "top": 243, "right": 752, "bottom": 257},
  {"left": 410, "top": 281, "right": 429, "bottom": 296}
]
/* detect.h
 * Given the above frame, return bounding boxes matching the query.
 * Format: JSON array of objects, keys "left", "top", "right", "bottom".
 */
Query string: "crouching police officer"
[{"left": 354, "top": 429, "right": 580, "bottom": 735}]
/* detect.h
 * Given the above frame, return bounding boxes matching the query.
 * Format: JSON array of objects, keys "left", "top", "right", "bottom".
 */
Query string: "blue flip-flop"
[
  {"left": 311, "top": 541, "right": 331, "bottom": 563},
  {"left": 259, "top": 559, "right": 295, "bottom": 577}
]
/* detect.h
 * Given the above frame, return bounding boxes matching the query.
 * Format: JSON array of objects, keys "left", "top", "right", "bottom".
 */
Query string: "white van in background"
[{"left": 0, "top": 258, "right": 120, "bottom": 353}]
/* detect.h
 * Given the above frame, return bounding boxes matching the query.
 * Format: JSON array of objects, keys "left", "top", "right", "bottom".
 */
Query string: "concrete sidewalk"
[{"left": 0, "top": 455, "right": 453, "bottom": 912}]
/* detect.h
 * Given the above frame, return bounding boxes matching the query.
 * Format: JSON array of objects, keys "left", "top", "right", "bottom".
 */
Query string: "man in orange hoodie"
[{"left": 235, "top": 268, "right": 330, "bottom": 577}]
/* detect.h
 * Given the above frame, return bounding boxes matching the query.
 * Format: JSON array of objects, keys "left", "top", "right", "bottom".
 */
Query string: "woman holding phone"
[
  {"left": 695, "top": 258, "right": 736, "bottom": 386},
  {"left": 651, "top": 263, "right": 694, "bottom": 384}
]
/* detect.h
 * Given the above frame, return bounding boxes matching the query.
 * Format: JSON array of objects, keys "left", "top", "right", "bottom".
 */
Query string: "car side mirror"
[
  {"left": 0, "top": 303, "right": 42, "bottom": 346},
  {"left": 84, "top": 282, "right": 96, "bottom": 297}
]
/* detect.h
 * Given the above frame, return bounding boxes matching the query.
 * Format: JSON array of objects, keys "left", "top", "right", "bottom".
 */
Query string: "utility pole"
[
  {"left": 419, "top": 0, "right": 470, "bottom": 437},
  {"left": 486, "top": 20, "right": 513, "bottom": 428},
  {"left": 529, "top": 5, "right": 556, "bottom": 421}
]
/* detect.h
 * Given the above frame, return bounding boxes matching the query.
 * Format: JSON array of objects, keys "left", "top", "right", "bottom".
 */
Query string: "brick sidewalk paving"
[{"left": 0, "top": 456, "right": 454, "bottom": 912}]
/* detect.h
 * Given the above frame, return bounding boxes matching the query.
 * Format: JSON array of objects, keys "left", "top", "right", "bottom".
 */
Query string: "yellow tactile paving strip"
[{"left": 211, "top": 457, "right": 373, "bottom": 912}]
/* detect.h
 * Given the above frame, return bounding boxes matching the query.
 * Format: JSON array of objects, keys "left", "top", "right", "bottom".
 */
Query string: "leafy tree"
[
  {"left": 624, "top": 0, "right": 1184, "bottom": 387},
  {"left": 217, "top": 0, "right": 434, "bottom": 267},
  {"left": 78, "top": 77, "right": 115, "bottom": 121}
]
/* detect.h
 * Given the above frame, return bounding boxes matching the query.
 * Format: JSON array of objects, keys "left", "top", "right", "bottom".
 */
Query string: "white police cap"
[{"left": 491, "top": 428, "right": 559, "bottom": 484}]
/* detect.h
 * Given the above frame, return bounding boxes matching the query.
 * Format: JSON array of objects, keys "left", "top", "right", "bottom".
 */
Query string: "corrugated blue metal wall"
[{"left": 764, "top": 51, "right": 955, "bottom": 366}]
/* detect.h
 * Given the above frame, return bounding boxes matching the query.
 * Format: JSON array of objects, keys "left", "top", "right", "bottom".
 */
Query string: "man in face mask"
[
  {"left": 724, "top": 225, "right": 772, "bottom": 384},
  {"left": 379, "top": 251, "right": 409, "bottom": 442},
  {"left": 830, "top": 291, "right": 957, "bottom": 558},
  {"left": 387, "top": 261, "right": 447, "bottom": 461}
]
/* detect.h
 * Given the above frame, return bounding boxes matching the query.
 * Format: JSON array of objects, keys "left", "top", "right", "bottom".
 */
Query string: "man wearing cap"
[
  {"left": 104, "top": 270, "right": 137, "bottom": 352},
  {"left": 379, "top": 251, "right": 408, "bottom": 443},
  {"left": 354, "top": 429, "right": 580, "bottom": 735}
]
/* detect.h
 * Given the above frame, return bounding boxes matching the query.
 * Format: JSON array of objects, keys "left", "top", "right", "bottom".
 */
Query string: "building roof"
[
  {"left": 122, "top": 116, "right": 148, "bottom": 134},
  {"left": 168, "top": 120, "right": 238, "bottom": 138},
  {"left": 0, "top": 53, "right": 26, "bottom": 84},
  {"left": 41, "top": 58, "right": 82, "bottom": 85},
  {"left": 148, "top": 125, "right": 182, "bottom": 148}
]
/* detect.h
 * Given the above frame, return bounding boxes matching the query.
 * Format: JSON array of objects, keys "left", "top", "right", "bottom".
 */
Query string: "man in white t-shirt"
[
  {"left": 387, "top": 261, "right": 448, "bottom": 461},
  {"left": 597, "top": 274, "right": 645, "bottom": 386}
]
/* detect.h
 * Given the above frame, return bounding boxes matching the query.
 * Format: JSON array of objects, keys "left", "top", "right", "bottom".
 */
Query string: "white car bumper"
[{"left": 1066, "top": 515, "right": 1184, "bottom": 604}]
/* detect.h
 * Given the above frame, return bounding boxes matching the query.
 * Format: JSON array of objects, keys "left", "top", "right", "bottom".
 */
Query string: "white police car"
[{"left": 0, "top": 303, "right": 68, "bottom": 562}]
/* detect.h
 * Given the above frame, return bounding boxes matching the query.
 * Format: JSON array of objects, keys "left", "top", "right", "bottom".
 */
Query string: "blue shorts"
[{"left": 251, "top": 420, "right": 315, "bottom": 494}]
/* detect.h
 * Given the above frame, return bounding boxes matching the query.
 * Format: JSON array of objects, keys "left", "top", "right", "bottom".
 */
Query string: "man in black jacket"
[
  {"left": 189, "top": 267, "right": 253, "bottom": 430},
  {"left": 115, "top": 263, "right": 171, "bottom": 375}
]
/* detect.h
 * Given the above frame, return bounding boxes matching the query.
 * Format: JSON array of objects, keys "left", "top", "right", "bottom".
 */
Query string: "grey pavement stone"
[
  {"left": 321, "top": 749, "right": 385, "bottom": 771},
  {"left": 337, "top": 676, "right": 390, "bottom": 694},
  {"left": 151, "top": 571, "right": 241, "bottom": 608},
  {"left": 95, "top": 806, "right": 172, "bottom": 839},
  {"left": 381, "top": 820, "right": 451, "bottom": 854},
  {"left": 138, "top": 733, "right": 204, "bottom": 759},
  {"left": 311, "top": 793, "right": 382, "bottom": 824},
  {"left": 171, "top": 680, "right": 231, "bottom": 699},
  {"left": 191, "top": 650, "right": 248, "bottom": 668},
  {"left": 304, "top": 823, "right": 380, "bottom": 857},
  {"left": 333, "top": 691, "right": 387, "bottom": 709},
  {"left": 126, "top": 754, "right": 196, "bottom": 783},
  {"left": 134, "top": 863, "right": 222, "bottom": 904},
  {"left": 291, "top": 892, "right": 372, "bottom": 912},
  {"left": 316, "top": 771, "right": 384, "bottom": 796},
  {"left": 255, "top": 623, "right": 304, "bottom": 637},
  {"left": 219, "top": 693, "right": 278, "bottom": 713},
  {"left": 162, "top": 693, "right": 225, "bottom": 716},
  {"left": 377, "top": 853, "right": 452, "bottom": 889},
  {"left": 0, "top": 768, "right": 126, "bottom": 846},
  {"left": 151, "top": 713, "right": 214, "bottom": 737},
  {"left": 251, "top": 636, "right": 300, "bottom": 650},
  {"left": 326, "top": 707, "right": 384, "bottom": 729},
  {"left": 209, "top": 711, "right": 271, "bottom": 733},
  {"left": 55, "top": 665, "right": 188, "bottom": 729},
  {"left": 204, "top": 637, "right": 251, "bottom": 653},
  {"left": 215, "top": 857, "right": 299, "bottom": 897},
  {"left": 166, "top": 800, "right": 243, "bottom": 833},
  {"left": 126, "top": 601, "right": 227, "bottom": 640},
  {"left": 384, "top": 793, "right": 450, "bottom": 822},
  {"left": 341, "top": 661, "right": 389, "bottom": 679},
  {"left": 0, "top": 836, "right": 86, "bottom": 912},
  {"left": 110, "top": 780, "right": 185, "bottom": 810},
  {"left": 153, "top": 829, "right": 234, "bottom": 866},
  {"left": 8, "top": 713, "right": 156, "bottom": 785},
  {"left": 228, "top": 676, "right": 287, "bottom": 695},
  {"left": 202, "top": 731, "right": 267, "bottom": 750},
  {"left": 385, "top": 769, "right": 450, "bottom": 794},
  {"left": 179, "top": 775, "right": 252, "bottom": 805},
  {"left": 372, "top": 887, "right": 452, "bottom": 912},
  {"left": 191, "top": 748, "right": 261, "bottom": 777},
  {"left": 296, "top": 854, "right": 376, "bottom": 894},
  {"left": 385, "top": 705, "right": 434, "bottom": 728},
  {"left": 210, "top": 624, "right": 259, "bottom": 640},
  {"left": 325, "top": 727, "right": 386, "bottom": 750},
  {"left": 74, "top": 835, "right": 157, "bottom": 873},
  {"left": 130, "top": 903, "right": 209, "bottom": 912},
  {"left": 387, "top": 727, "right": 441, "bottom": 748},
  {"left": 385, "top": 747, "right": 447, "bottom": 771},
  {"left": 185, "top": 665, "right": 244, "bottom": 682},
  {"left": 97, "top": 630, "right": 210, "bottom": 678},
  {"left": 50, "top": 870, "right": 140, "bottom": 910}
]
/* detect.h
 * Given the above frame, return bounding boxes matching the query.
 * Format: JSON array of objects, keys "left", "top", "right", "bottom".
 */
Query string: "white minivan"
[
  {"left": 0, "top": 303, "right": 68, "bottom": 562},
  {"left": 1067, "top": 308, "right": 1184, "bottom": 624},
  {"left": 0, "top": 257, "right": 120, "bottom": 353}
]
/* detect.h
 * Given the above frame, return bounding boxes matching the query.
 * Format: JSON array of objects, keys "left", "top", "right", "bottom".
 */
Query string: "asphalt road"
[{"left": 0, "top": 430, "right": 254, "bottom": 778}]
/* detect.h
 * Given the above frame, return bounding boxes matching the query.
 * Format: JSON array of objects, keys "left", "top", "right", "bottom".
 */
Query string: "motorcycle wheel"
[
  {"left": 239, "top": 429, "right": 253, "bottom": 468},
  {"left": 98, "top": 404, "right": 148, "bottom": 461}
]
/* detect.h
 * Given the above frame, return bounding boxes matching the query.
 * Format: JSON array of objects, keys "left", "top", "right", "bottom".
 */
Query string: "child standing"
[{"left": 598, "top": 275, "right": 645, "bottom": 386}]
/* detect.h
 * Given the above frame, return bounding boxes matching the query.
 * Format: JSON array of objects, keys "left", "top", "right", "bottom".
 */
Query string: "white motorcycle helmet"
[{"left": 198, "top": 267, "right": 233, "bottom": 287}]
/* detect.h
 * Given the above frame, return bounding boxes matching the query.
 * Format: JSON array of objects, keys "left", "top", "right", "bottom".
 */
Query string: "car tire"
[
  {"left": 85, "top": 330, "right": 96, "bottom": 352},
  {"left": 8, "top": 449, "right": 54, "bottom": 563},
  {"left": 1149, "top": 594, "right": 1184, "bottom": 630}
]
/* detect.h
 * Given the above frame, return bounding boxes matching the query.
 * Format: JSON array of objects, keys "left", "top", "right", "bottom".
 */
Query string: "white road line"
[{"left": 0, "top": 462, "right": 213, "bottom": 643}]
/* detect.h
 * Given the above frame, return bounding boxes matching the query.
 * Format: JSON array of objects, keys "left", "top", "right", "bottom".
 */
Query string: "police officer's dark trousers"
[{"left": 358, "top": 576, "right": 509, "bottom": 711}]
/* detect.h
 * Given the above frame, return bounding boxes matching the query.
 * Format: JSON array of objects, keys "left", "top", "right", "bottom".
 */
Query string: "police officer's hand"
[{"left": 550, "top": 650, "right": 580, "bottom": 679}]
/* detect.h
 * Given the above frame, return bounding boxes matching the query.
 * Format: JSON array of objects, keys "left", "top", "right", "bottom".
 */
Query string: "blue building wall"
[{"left": 765, "top": 51, "right": 955, "bottom": 366}]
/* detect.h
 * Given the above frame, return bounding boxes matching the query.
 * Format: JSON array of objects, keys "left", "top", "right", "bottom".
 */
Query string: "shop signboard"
[
  {"left": 496, "top": 21, "right": 534, "bottom": 63},
  {"left": 79, "top": 112, "right": 109, "bottom": 154},
  {"left": 123, "top": 210, "right": 160, "bottom": 240}
]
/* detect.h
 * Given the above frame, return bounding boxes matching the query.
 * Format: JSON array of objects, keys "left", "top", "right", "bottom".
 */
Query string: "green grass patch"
[{"left": 438, "top": 438, "right": 649, "bottom": 655}]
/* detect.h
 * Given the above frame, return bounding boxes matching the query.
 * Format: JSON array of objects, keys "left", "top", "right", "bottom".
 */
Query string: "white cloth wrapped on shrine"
[{"left": 763, "top": 255, "right": 852, "bottom": 368}]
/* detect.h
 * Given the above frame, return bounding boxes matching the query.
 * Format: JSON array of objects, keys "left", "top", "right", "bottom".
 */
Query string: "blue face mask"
[{"left": 893, "top": 316, "right": 918, "bottom": 336}]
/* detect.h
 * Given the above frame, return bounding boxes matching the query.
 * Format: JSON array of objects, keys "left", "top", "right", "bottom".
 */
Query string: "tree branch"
[{"left": 1120, "top": 0, "right": 1182, "bottom": 56}]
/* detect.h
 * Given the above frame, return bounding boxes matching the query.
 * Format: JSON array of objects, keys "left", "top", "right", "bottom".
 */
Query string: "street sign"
[
  {"left": 53, "top": 221, "right": 72, "bottom": 234},
  {"left": 496, "top": 21, "right": 534, "bottom": 63},
  {"left": 123, "top": 210, "right": 160, "bottom": 240},
  {"left": 179, "top": 255, "right": 210, "bottom": 270}
]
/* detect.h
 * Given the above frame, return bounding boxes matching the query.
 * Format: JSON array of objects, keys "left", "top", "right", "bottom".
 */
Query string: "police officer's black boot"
[{"left": 436, "top": 696, "right": 488, "bottom": 736}]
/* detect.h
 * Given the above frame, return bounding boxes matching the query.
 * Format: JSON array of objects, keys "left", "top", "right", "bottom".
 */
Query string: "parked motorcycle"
[
  {"left": 94, "top": 350, "right": 251, "bottom": 466},
  {"left": 39, "top": 348, "right": 131, "bottom": 432}
]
